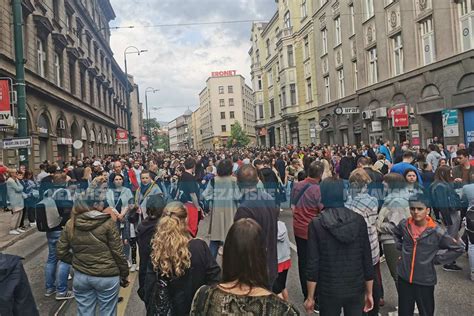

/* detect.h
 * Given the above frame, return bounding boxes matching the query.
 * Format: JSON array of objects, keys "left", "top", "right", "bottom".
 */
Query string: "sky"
[{"left": 109, "top": 0, "right": 276, "bottom": 124}]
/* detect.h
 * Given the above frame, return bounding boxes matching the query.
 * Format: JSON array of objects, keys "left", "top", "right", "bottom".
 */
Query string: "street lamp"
[
  {"left": 145, "top": 87, "right": 159, "bottom": 150},
  {"left": 123, "top": 46, "right": 147, "bottom": 152}
]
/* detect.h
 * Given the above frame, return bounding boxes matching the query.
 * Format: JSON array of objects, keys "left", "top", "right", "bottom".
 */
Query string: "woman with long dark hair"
[{"left": 190, "top": 218, "right": 298, "bottom": 315}]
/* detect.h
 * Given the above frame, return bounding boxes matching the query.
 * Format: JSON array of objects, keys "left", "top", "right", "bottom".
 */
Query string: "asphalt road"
[{"left": 12, "top": 209, "right": 474, "bottom": 316}]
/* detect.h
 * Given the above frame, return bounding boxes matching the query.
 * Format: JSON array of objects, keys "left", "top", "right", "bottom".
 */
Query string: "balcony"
[{"left": 276, "top": 27, "right": 293, "bottom": 40}]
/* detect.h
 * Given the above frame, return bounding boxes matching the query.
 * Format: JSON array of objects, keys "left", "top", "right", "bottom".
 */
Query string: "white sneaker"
[
  {"left": 130, "top": 264, "right": 137, "bottom": 272},
  {"left": 17, "top": 228, "right": 25, "bottom": 233},
  {"left": 29, "top": 222, "right": 36, "bottom": 227},
  {"left": 9, "top": 230, "right": 20, "bottom": 235}
]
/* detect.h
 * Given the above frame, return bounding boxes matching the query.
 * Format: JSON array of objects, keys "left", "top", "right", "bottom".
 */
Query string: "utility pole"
[{"left": 12, "top": 0, "right": 28, "bottom": 166}]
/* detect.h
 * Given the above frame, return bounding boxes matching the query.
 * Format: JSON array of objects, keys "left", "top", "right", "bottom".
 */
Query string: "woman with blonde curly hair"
[{"left": 144, "top": 201, "right": 220, "bottom": 315}]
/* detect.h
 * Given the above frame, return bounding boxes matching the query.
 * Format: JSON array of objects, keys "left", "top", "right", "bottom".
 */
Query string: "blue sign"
[{"left": 464, "top": 108, "right": 474, "bottom": 144}]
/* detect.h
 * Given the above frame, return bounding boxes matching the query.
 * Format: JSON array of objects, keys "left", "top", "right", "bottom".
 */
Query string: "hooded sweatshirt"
[{"left": 306, "top": 207, "right": 374, "bottom": 298}]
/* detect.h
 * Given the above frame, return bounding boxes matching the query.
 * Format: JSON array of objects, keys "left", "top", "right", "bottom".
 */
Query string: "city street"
[{"left": 7, "top": 208, "right": 473, "bottom": 316}]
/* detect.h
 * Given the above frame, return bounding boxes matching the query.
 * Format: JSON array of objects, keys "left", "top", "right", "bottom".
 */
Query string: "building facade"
[
  {"left": 167, "top": 110, "right": 193, "bottom": 151},
  {"left": 0, "top": 0, "right": 136, "bottom": 169},
  {"left": 249, "top": 0, "right": 319, "bottom": 147},
  {"left": 251, "top": 0, "right": 474, "bottom": 147},
  {"left": 197, "top": 73, "right": 256, "bottom": 150},
  {"left": 312, "top": 0, "right": 474, "bottom": 147},
  {"left": 129, "top": 76, "right": 144, "bottom": 152}
]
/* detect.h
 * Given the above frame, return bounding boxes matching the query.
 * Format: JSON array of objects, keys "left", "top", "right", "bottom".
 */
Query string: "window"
[
  {"left": 270, "top": 99, "right": 275, "bottom": 117},
  {"left": 287, "top": 45, "right": 294, "bottom": 67},
  {"left": 284, "top": 11, "right": 291, "bottom": 29},
  {"left": 304, "top": 36, "right": 310, "bottom": 59},
  {"left": 368, "top": 47, "right": 378, "bottom": 84},
  {"left": 364, "top": 0, "right": 374, "bottom": 20},
  {"left": 338, "top": 69, "right": 345, "bottom": 98},
  {"left": 218, "top": 86, "right": 224, "bottom": 94},
  {"left": 266, "top": 39, "right": 271, "bottom": 57},
  {"left": 306, "top": 78, "right": 312, "bottom": 102},
  {"left": 349, "top": 4, "right": 355, "bottom": 35},
  {"left": 36, "top": 39, "right": 46, "bottom": 78},
  {"left": 335, "top": 17, "right": 341, "bottom": 46},
  {"left": 53, "top": 0, "right": 60, "bottom": 21},
  {"left": 228, "top": 85, "right": 233, "bottom": 93},
  {"left": 77, "top": 25, "right": 83, "bottom": 46},
  {"left": 458, "top": 0, "right": 474, "bottom": 51},
  {"left": 258, "top": 104, "right": 264, "bottom": 119},
  {"left": 324, "top": 76, "right": 330, "bottom": 103},
  {"left": 69, "top": 61, "right": 76, "bottom": 94},
  {"left": 290, "top": 84, "right": 297, "bottom": 105},
  {"left": 282, "top": 87, "right": 287, "bottom": 107},
  {"left": 89, "top": 78, "right": 94, "bottom": 104},
  {"left": 54, "top": 52, "right": 62, "bottom": 87},
  {"left": 352, "top": 61, "right": 358, "bottom": 91},
  {"left": 321, "top": 28, "right": 328, "bottom": 55},
  {"left": 66, "top": 14, "right": 73, "bottom": 34},
  {"left": 220, "top": 112, "right": 226, "bottom": 119},
  {"left": 301, "top": 0, "right": 307, "bottom": 19},
  {"left": 221, "top": 125, "right": 227, "bottom": 132},
  {"left": 230, "top": 111, "right": 235, "bottom": 119},
  {"left": 257, "top": 76, "right": 262, "bottom": 90},
  {"left": 80, "top": 70, "right": 86, "bottom": 100},
  {"left": 267, "top": 71, "right": 273, "bottom": 87},
  {"left": 229, "top": 98, "right": 234, "bottom": 106},
  {"left": 392, "top": 34, "right": 404, "bottom": 75},
  {"left": 87, "top": 38, "right": 92, "bottom": 56},
  {"left": 219, "top": 99, "right": 225, "bottom": 107},
  {"left": 419, "top": 18, "right": 435, "bottom": 65}
]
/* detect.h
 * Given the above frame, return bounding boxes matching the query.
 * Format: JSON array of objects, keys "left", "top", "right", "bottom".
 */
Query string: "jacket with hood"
[
  {"left": 0, "top": 253, "right": 39, "bottom": 316},
  {"left": 306, "top": 207, "right": 374, "bottom": 298},
  {"left": 393, "top": 217, "right": 464, "bottom": 286},
  {"left": 57, "top": 210, "right": 129, "bottom": 279},
  {"left": 277, "top": 221, "right": 291, "bottom": 264},
  {"left": 136, "top": 216, "right": 159, "bottom": 300},
  {"left": 376, "top": 189, "right": 411, "bottom": 244}
]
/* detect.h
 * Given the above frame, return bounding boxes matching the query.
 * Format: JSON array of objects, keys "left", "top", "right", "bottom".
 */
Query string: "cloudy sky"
[{"left": 109, "top": 0, "right": 276, "bottom": 124}]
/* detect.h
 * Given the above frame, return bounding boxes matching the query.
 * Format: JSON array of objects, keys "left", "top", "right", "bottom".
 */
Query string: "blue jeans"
[
  {"left": 209, "top": 240, "right": 222, "bottom": 259},
  {"left": 469, "top": 241, "right": 474, "bottom": 281},
  {"left": 73, "top": 270, "right": 120, "bottom": 316},
  {"left": 45, "top": 230, "right": 71, "bottom": 293}
]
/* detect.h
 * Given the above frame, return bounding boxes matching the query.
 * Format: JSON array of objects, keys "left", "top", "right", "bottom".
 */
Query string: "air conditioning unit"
[
  {"left": 58, "top": 119, "right": 66, "bottom": 129},
  {"left": 375, "top": 107, "right": 387, "bottom": 118},
  {"left": 362, "top": 110, "right": 373, "bottom": 120}
]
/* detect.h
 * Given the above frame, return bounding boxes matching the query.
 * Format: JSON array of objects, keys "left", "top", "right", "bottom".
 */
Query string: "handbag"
[{"left": 147, "top": 273, "right": 173, "bottom": 316}]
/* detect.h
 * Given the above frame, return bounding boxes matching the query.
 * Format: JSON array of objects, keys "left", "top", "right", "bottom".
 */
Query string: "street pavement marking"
[
  {"left": 290, "top": 241, "right": 297, "bottom": 252},
  {"left": 118, "top": 269, "right": 139, "bottom": 316}
]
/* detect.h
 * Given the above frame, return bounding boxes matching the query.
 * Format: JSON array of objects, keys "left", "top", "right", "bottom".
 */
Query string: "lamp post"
[
  {"left": 123, "top": 46, "right": 147, "bottom": 153},
  {"left": 145, "top": 87, "right": 159, "bottom": 150}
]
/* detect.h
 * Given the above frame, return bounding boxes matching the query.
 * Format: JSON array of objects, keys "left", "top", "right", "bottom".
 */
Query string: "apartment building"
[
  {"left": 310, "top": 0, "right": 474, "bottom": 147},
  {"left": 0, "top": 0, "right": 135, "bottom": 168},
  {"left": 249, "top": 0, "right": 319, "bottom": 147},
  {"left": 197, "top": 72, "right": 255, "bottom": 150},
  {"left": 167, "top": 110, "right": 193, "bottom": 151}
]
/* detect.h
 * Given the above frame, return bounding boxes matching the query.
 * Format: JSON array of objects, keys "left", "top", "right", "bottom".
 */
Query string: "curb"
[{"left": 0, "top": 227, "right": 37, "bottom": 252}]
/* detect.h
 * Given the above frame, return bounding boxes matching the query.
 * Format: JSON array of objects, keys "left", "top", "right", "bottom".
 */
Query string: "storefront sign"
[
  {"left": 412, "top": 137, "right": 421, "bottom": 146},
  {"left": 464, "top": 108, "right": 474, "bottom": 143},
  {"left": 0, "top": 79, "right": 12, "bottom": 126},
  {"left": 393, "top": 113, "right": 409, "bottom": 127},
  {"left": 411, "top": 131, "right": 420, "bottom": 138},
  {"left": 116, "top": 129, "right": 128, "bottom": 144},
  {"left": 387, "top": 104, "right": 407, "bottom": 118},
  {"left": 334, "top": 106, "right": 360, "bottom": 115},
  {"left": 211, "top": 70, "right": 237, "bottom": 77},
  {"left": 371, "top": 121, "right": 382, "bottom": 132},
  {"left": 2, "top": 137, "right": 32, "bottom": 149},
  {"left": 442, "top": 109, "right": 459, "bottom": 137},
  {"left": 319, "top": 118, "right": 330, "bottom": 129},
  {"left": 57, "top": 138, "right": 73, "bottom": 145}
]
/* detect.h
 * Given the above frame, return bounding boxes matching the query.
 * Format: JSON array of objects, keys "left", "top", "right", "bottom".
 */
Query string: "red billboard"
[
  {"left": 116, "top": 129, "right": 128, "bottom": 144},
  {"left": 0, "top": 80, "right": 12, "bottom": 126},
  {"left": 393, "top": 113, "right": 409, "bottom": 127},
  {"left": 387, "top": 104, "right": 407, "bottom": 118}
]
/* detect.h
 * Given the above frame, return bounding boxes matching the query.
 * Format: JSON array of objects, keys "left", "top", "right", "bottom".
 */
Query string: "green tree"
[
  {"left": 227, "top": 121, "right": 250, "bottom": 148},
  {"left": 144, "top": 118, "right": 170, "bottom": 151}
]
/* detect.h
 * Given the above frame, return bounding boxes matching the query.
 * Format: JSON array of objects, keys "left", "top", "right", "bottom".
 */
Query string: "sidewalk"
[{"left": 0, "top": 208, "right": 37, "bottom": 251}]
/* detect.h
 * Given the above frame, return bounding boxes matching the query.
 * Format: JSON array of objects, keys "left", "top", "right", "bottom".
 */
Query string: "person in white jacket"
[
  {"left": 273, "top": 220, "right": 292, "bottom": 301},
  {"left": 6, "top": 169, "right": 24, "bottom": 235}
]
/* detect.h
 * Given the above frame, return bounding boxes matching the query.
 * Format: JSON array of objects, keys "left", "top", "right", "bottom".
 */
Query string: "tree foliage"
[{"left": 227, "top": 121, "right": 250, "bottom": 148}]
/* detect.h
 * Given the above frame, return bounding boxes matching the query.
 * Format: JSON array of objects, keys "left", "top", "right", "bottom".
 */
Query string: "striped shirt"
[{"left": 346, "top": 193, "right": 380, "bottom": 265}]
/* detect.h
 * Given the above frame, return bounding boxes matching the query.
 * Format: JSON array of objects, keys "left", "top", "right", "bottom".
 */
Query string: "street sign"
[
  {"left": 2, "top": 137, "right": 32, "bottom": 149},
  {"left": 371, "top": 121, "right": 382, "bottom": 132},
  {"left": 319, "top": 118, "right": 330, "bottom": 129},
  {"left": 393, "top": 113, "right": 409, "bottom": 127},
  {"left": 442, "top": 109, "right": 459, "bottom": 137}
]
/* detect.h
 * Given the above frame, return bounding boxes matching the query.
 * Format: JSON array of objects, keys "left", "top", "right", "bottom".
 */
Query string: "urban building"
[
  {"left": 167, "top": 109, "right": 193, "bottom": 151},
  {"left": 249, "top": 0, "right": 319, "bottom": 147},
  {"left": 197, "top": 72, "right": 256, "bottom": 150},
  {"left": 128, "top": 75, "right": 144, "bottom": 152},
  {"left": 250, "top": 0, "right": 474, "bottom": 147},
  {"left": 312, "top": 0, "right": 474, "bottom": 147},
  {"left": 191, "top": 106, "right": 202, "bottom": 149},
  {"left": 0, "top": 0, "right": 137, "bottom": 169}
]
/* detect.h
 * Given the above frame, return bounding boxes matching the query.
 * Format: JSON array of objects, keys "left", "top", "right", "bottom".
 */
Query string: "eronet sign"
[{"left": 211, "top": 70, "right": 237, "bottom": 77}]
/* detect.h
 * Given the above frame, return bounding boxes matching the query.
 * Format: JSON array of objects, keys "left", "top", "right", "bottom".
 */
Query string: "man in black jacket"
[{"left": 305, "top": 177, "right": 374, "bottom": 316}]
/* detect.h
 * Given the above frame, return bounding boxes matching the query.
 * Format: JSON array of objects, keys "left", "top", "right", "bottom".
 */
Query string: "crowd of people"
[{"left": 0, "top": 138, "right": 473, "bottom": 316}]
